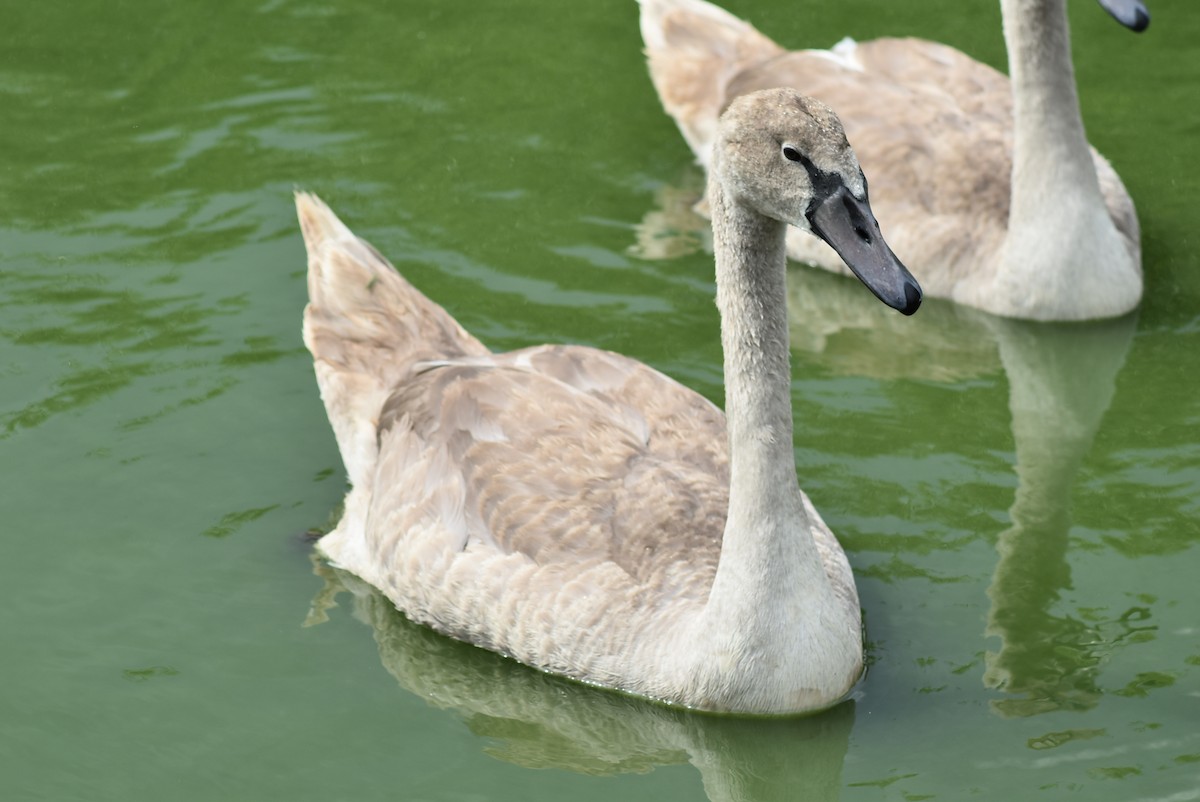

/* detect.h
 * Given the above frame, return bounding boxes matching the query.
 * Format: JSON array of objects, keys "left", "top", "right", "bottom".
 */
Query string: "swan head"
[
  {"left": 1097, "top": 0, "right": 1150, "bottom": 32},
  {"left": 713, "top": 88, "right": 922, "bottom": 316}
]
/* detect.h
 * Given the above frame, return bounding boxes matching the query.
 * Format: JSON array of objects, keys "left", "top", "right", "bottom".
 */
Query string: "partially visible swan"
[
  {"left": 640, "top": 0, "right": 1149, "bottom": 321},
  {"left": 299, "top": 88, "right": 921, "bottom": 715}
]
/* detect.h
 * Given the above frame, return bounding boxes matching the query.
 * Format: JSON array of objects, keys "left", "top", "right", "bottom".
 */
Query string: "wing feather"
[{"left": 369, "top": 345, "right": 730, "bottom": 603}]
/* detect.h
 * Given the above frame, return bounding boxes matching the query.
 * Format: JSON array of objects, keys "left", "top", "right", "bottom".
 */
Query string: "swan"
[
  {"left": 298, "top": 88, "right": 921, "bottom": 715},
  {"left": 639, "top": 0, "right": 1149, "bottom": 321}
]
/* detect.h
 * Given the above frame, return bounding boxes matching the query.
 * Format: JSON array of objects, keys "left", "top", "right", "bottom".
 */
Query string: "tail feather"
[
  {"left": 296, "top": 192, "right": 488, "bottom": 485},
  {"left": 639, "top": 0, "right": 784, "bottom": 164}
]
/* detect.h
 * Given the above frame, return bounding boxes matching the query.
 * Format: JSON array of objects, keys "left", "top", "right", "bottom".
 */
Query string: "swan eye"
[{"left": 782, "top": 146, "right": 803, "bottom": 162}]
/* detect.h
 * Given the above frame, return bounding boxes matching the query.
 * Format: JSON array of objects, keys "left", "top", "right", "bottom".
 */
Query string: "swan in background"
[
  {"left": 640, "top": 0, "right": 1150, "bottom": 321},
  {"left": 298, "top": 88, "right": 921, "bottom": 715}
]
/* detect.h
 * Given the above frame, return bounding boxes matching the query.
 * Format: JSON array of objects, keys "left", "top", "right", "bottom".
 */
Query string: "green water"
[{"left": 2, "top": 0, "right": 1198, "bottom": 799}]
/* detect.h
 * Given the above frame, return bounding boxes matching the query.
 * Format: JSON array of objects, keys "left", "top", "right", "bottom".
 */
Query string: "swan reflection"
[
  {"left": 980, "top": 314, "right": 1142, "bottom": 717},
  {"left": 792, "top": 272, "right": 1138, "bottom": 718},
  {"left": 306, "top": 562, "right": 853, "bottom": 801}
]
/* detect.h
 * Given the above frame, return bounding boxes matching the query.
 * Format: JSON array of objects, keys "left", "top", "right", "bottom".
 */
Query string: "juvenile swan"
[
  {"left": 640, "top": 0, "right": 1149, "bottom": 321},
  {"left": 299, "top": 89, "right": 921, "bottom": 715}
]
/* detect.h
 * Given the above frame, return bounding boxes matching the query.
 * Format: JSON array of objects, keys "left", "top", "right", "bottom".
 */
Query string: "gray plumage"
[{"left": 298, "top": 88, "right": 919, "bottom": 713}]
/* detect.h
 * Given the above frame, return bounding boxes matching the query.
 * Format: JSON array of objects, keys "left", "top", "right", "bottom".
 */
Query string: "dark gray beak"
[
  {"left": 807, "top": 185, "right": 922, "bottom": 316},
  {"left": 1098, "top": 0, "right": 1150, "bottom": 32}
]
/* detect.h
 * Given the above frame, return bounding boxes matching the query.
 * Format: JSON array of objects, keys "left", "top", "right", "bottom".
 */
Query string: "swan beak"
[
  {"left": 1097, "top": 0, "right": 1150, "bottom": 31},
  {"left": 807, "top": 185, "right": 922, "bottom": 316}
]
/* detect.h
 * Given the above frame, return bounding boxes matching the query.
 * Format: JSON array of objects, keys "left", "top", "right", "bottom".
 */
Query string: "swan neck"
[
  {"left": 712, "top": 191, "right": 795, "bottom": 470},
  {"left": 707, "top": 178, "right": 823, "bottom": 598},
  {"left": 662, "top": 172, "right": 863, "bottom": 712},
  {"left": 1002, "top": 0, "right": 1104, "bottom": 223}
]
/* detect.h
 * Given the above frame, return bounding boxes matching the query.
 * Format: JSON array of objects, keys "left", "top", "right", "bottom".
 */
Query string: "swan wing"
[{"left": 367, "top": 346, "right": 729, "bottom": 585}]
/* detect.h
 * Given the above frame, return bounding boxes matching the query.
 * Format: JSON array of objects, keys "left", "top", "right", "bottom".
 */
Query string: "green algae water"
[{"left": 2, "top": 1, "right": 1198, "bottom": 799}]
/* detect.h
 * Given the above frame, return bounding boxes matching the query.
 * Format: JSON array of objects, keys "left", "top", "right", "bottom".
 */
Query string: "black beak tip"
[
  {"left": 900, "top": 280, "right": 922, "bottom": 316},
  {"left": 1103, "top": 0, "right": 1150, "bottom": 32}
]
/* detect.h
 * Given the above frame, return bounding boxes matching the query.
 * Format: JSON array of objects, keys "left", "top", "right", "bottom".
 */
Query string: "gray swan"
[
  {"left": 640, "top": 0, "right": 1149, "bottom": 321},
  {"left": 299, "top": 88, "right": 920, "bottom": 715}
]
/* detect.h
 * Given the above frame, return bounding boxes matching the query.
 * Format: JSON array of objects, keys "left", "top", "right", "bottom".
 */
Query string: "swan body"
[
  {"left": 299, "top": 88, "right": 920, "bottom": 715},
  {"left": 640, "top": 0, "right": 1147, "bottom": 321}
]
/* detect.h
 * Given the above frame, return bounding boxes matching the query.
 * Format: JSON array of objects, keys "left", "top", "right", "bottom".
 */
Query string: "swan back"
[{"left": 640, "top": 0, "right": 783, "bottom": 167}]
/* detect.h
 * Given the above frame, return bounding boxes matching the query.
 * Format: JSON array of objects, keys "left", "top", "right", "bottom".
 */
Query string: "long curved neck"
[
  {"left": 994, "top": 0, "right": 1141, "bottom": 319},
  {"left": 1003, "top": 0, "right": 1104, "bottom": 220},
  {"left": 705, "top": 179, "right": 826, "bottom": 618},
  {"left": 665, "top": 170, "right": 860, "bottom": 712},
  {"left": 1002, "top": 0, "right": 1106, "bottom": 236}
]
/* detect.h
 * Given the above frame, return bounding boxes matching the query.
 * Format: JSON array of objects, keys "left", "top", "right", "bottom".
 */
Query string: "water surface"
[{"left": 2, "top": 1, "right": 1198, "bottom": 800}]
